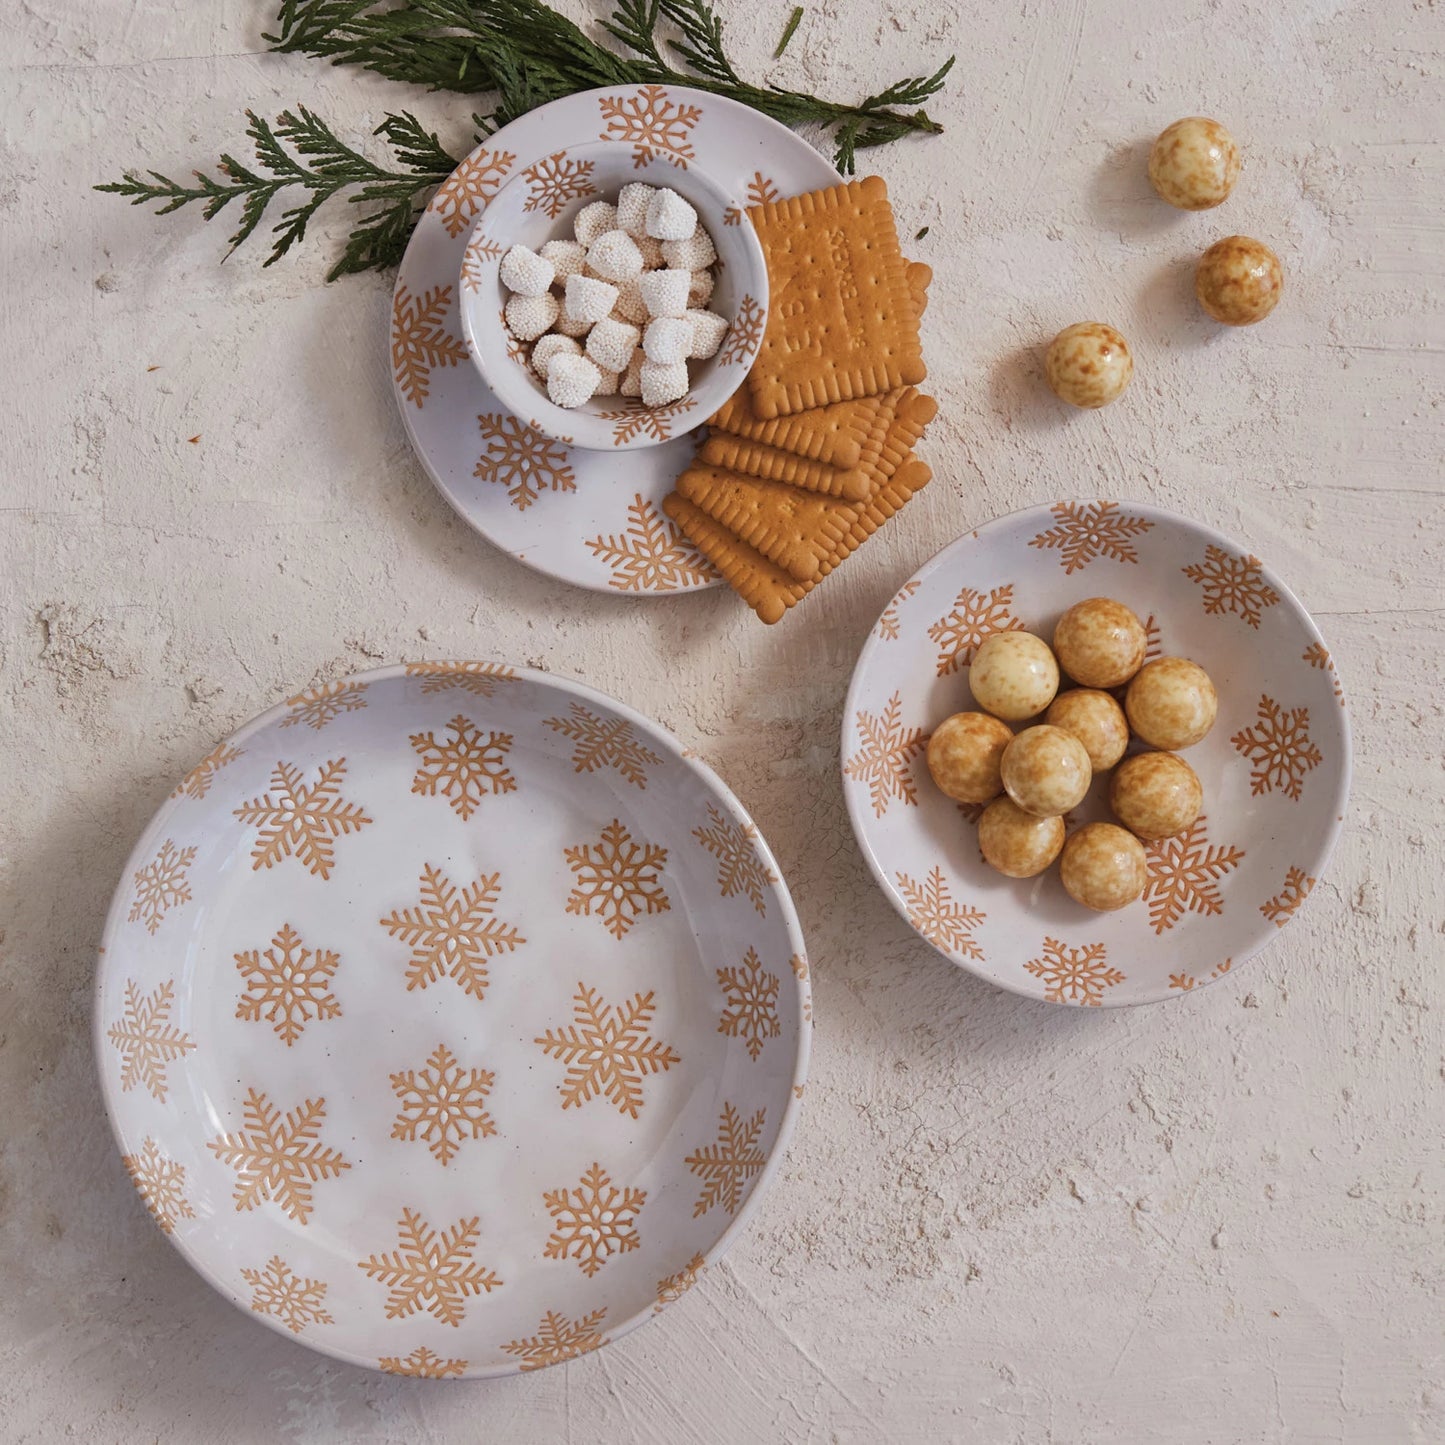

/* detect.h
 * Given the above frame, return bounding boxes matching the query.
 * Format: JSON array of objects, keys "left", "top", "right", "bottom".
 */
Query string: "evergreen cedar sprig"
[{"left": 97, "top": 0, "right": 953, "bottom": 280}]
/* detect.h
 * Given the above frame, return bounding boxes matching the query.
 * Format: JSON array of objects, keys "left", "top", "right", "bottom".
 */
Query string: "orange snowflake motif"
[
  {"left": 654, "top": 1253, "right": 707, "bottom": 1311},
  {"left": 877, "top": 579, "right": 921, "bottom": 641},
  {"left": 428, "top": 147, "right": 515, "bottom": 238},
  {"left": 122, "top": 1137, "right": 196, "bottom": 1234},
  {"left": 404, "top": 660, "right": 516, "bottom": 696},
  {"left": 1231, "top": 695, "right": 1323, "bottom": 800},
  {"left": 597, "top": 84, "right": 701, "bottom": 168},
  {"left": 586, "top": 492, "right": 718, "bottom": 592},
  {"left": 1023, "top": 938, "right": 1124, "bottom": 1006},
  {"left": 544, "top": 701, "right": 662, "bottom": 788},
  {"left": 172, "top": 741, "right": 242, "bottom": 800},
  {"left": 379, "top": 863, "right": 525, "bottom": 1001},
  {"left": 278, "top": 680, "right": 368, "bottom": 732},
  {"left": 895, "top": 866, "right": 985, "bottom": 959},
  {"left": 535, "top": 982, "right": 682, "bottom": 1118},
  {"left": 107, "top": 977, "right": 196, "bottom": 1101},
  {"left": 461, "top": 230, "right": 504, "bottom": 293},
  {"left": 1182, "top": 545, "right": 1280, "bottom": 629},
  {"left": 475, "top": 413, "right": 576, "bottom": 510},
  {"left": 718, "top": 294, "right": 765, "bottom": 367},
  {"left": 379, "top": 1346, "right": 468, "bottom": 1378},
  {"left": 1028, "top": 500, "right": 1154, "bottom": 573},
  {"left": 1143, "top": 817, "right": 1246, "bottom": 934},
  {"left": 926, "top": 583, "right": 1025, "bottom": 676},
  {"left": 128, "top": 838, "right": 197, "bottom": 933},
  {"left": 390, "top": 1043, "right": 496, "bottom": 1165},
  {"left": 501, "top": 1307, "right": 608, "bottom": 1372},
  {"left": 358, "top": 1209, "right": 502, "bottom": 1327},
  {"left": 206, "top": 1087, "right": 351, "bottom": 1224},
  {"left": 234, "top": 757, "right": 373, "bottom": 880},
  {"left": 543, "top": 1162, "right": 647, "bottom": 1277},
  {"left": 242, "top": 1256, "right": 334, "bottom": 1335},
  {"left": 499, "top": 305, "right": 528, "bottom": 365},
  {"left": 1143, "top": 612, "right": 1163, "bottom": 660},
  {"left": 1302, "top": 641, "right": 1344, "bottom": 699},
  {"left": 409, "top": 714, "right": 517, "bottom": 819},
  {"left": 693, "top": 802, "right": 776, "bottom": 915},
  {"left": 234, "top": 922, "right": 342, "bottom": 1046},
  {"left": 598, "top": 396, "right": 699, "bottom": 446},
  {"left": 392, "top": 283, "right": 468, "bottom": 408},
  {"left": 564, "top": 818, "right": 671, "bottom": 940},
  {"left": 1169, "top": 959, "right": 1233, "bottom": 992},
  {"left": 844, "top": 691, "right": 928, "bottom": 817},
  {"left": 521, "top": 149, "right": 598, "bottom": 218},
  {"left": 716, "top": 946, "right": 782, "bottom": 1061},
  {"left": 725, "top": 171, "right": 780, "bottom": 223},
  {"left": 685, "top": 1102, "right": 767, "bottom": 1218},
  {"left": 1260, "top": 865, "right": 1316, "bottom": 926}
]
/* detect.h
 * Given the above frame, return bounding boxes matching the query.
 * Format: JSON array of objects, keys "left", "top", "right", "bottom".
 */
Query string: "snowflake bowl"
[
  {"left": 95, "top": 663, "right": 809, "bottom": 1375},
  {"left": 459, "top": 139, "right": 769, "bottom": 452},
  {"left": 843, "top": 500, "right": 1351, "bottom": 1006}
]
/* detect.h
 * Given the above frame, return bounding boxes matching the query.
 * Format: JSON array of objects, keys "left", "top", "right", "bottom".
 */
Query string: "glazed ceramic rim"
[
  {"left": 841, "top": 499, "right": 1353, "bottom": 1006},
  {"left": 459, "top": 139, "right": 769, "bottom": 452},
  {"left": 94, "top": 662, "right": 811, "bottom": 1374}
]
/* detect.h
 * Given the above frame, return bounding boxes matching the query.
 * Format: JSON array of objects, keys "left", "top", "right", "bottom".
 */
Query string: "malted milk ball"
[
  {"left": 978, "top": 797, "right": 1067, "bottom": 879},
  {"left": 1046, "top": 689, "right": 1130, "bottom": 772},
  {"left": 1125, "top": 657, "right": 1218, "bottom": 750},
  {"left": 1060, "top": 823, "right": 1148, "bottom": 911},
  {"left": 1000, "top": 725, "right": 1093, "bottom": 818},
  {"left": 969, "top": 632, "right": 1060, "bottom": 721},
  {"left": 1053, "top": 597, "right": 1147, "bottom": 688},
  {"left": 1110, "top": 751, "right": 1203, "bottom": 841},
  {"left": 1044, "top": 322, "right": 1134, "bottom": 409},
  {"left": 926, "top": 712, "right": 1014, "bottom": 805},
  {"left": 1148, "top": 117, "right": 1242, "bottom": 210},
  {"left": 1195, "top": 236, "right": 1283, "bottom": 325}
]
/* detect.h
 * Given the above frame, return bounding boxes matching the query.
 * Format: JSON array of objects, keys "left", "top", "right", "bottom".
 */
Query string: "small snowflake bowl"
[
  {"left": 459, "top": 139, "right": 768, "bottom": 452},
  {"left": 843, "top": 500, "right": 1352, "bottom": 1007},
  {"left": 95, "top": 663, "right": 809, "bottom": 1375}
]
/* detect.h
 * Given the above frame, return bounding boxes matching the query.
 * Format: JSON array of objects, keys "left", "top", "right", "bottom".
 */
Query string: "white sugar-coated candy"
[
  {"left": 615, "top": 182, "right": 656, "bottom": 238},
  {"left": 573, "top": 201, "right": 618, "bottom": 246},
  {"left": 640, "top": 358, "right": 689, "bottom": 407},
  {"left": 685, "top": 308, "right": 729, "bottom": 359},
  {"left": 643, "top": 316, "right": 691, "bottom": 364},
  {"left": 499, "top": 244, "right": 554, "bottom": 297},
  {"left": 586, "top": 316, "right": 641, "bottom": 373},
  {"left": 611, "top": 278, "right": 649, "bottom": 325},
  {"left": 687, "top": 267, "right": 714, "bottom": 306},
  {"left": 554, "top": 307, "right": 593, "bottom": 338},
  {"left": 564, "top": 273, "right": 619, "bottom": 325},
  {"left": 547, "top": 351, "right": 602, "bottom": 409},
  {"left": 619, "top": 351, "right": 645, "bottom": 397},
  {"left": 540, "top": 239, "right": 587, "bottom": 284},
  {"left": 639, "top": 268, "right": 691, "bottom": 318},
  {"left": 645, "top": 188, "right": 698, "bottom": 241},
  {"left": 634, "top": 234, "right": 665, "bottom": 270},
  {"left": 661, "top": 229, "right": 716, "bottom": 272},
  {"left": 530, "top": 333, "right": 582, "bottom": 380},
  {"left": 505, "top": 291, "right": 559, "bottom": 341},
  {"left": 586, "top": 229, "right": 643, "bottom": 283},
  {"left": 593, "top": 367, "right": 621, "bottom": 397}
]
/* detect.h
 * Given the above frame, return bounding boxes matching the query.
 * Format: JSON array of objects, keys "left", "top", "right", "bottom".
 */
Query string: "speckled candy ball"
[
  {"left": 1044, "top": 322, "right": 1134, "bottom": 409},
  {"left": 1110, "top": 751, "right": 1203, "bottom": 841},
  {"left": 1125, "top": 657, "right": 1218, "bottom": 750},
  {"left": 1059, "top": 823, "right": 1148, "bottom": 912},
  {"left": 1045, "top": 689, "right": 1130, "bottom": 772},
  {"left": 1148, "top": 117, "right": 1242, "bottom": 210},
  {"left": 1052, "top": 597, "right": 1147, "bottom": 688},
  {"left": 1000, "top": 725, "right": 1093, "bottom": 818},
  {"left": 978, "top": 797, "right": 1067, "bottom": 879},
  {"left": 926, "top": 712, "right": 1014, "bottom": 805},
  {"left": 1196, "top": 236, "right": 1284, "bottom": 325},
  {"left": 969, "top": 632, "right": 1060, "bottom": 722}
]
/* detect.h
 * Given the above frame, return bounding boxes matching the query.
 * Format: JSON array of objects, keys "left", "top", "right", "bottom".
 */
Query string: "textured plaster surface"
[{"left": 1, "top": 0, "right": 1442, "bottom": 1440}]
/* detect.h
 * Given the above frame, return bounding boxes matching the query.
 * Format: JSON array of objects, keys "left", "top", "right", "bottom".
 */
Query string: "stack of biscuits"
[{"left": 663, "top": 176, "right": 936, "bottom": 624}]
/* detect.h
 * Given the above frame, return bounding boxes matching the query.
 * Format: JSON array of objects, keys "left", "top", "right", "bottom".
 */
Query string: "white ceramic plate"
[
  {"left": 97, "top": 664, "right": 810, "bottom": 1375},
  {"left": 391, "top": 83, "right": 839, "bottom": 593},
  {"left": 843, "top": 500, "right": 1351, "bottom": 1006}
]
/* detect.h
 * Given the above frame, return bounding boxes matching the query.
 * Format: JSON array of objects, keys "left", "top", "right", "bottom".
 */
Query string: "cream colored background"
[{"left": 2, "top": 0, "right": 1442, "bottom": 1440}]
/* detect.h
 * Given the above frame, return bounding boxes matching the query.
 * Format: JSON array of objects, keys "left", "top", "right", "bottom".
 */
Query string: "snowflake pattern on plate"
[
  {"left": 564, "top": 819, "right": 670, "bottom": 940},
  {"left": 122, "top": 1137, "right": 195, "bottom": 1234},
  {"left": 544, "top": 702, "right": 661, "bottom": 788},
  {"left": 1232, "top": 695, "right": 1323, "bottom": 800},
  {"left": 654, "top": 1253, "right": 707, "bottom": 1310},
  {"left": 379, "top": 1345, "right": 468, "bottom": 1378},
  {"left": 521, "top": 150, "right": 598, "bottom": 218},
  {"left": 107, "top": 978, "right": 196, "bottom": 1101},
  {"left": 895, "top": 867, "right": 985, "bottom": 959},
  {"left": 392, "top": 284, "right": 467, "bottom": 408},
  {"left": 1260, "top": 865, "right": 1316, "bottom": 926},
  {"left": 724, "top": 171, "right": 779, "bottom": 224},
  {"left": 1028, "top": 500, "right": 1153, "bottom": 573},
  {"left": 404, "top": 660, "right": 516, "bottom": 696},
  {"left": 1142, "top": 817, "right": 1246, "bottom": 935},
  {"left": 173, "top": 742, "right": 242, "bottom": 801},
  {"left": 597, "top": 85, "right": 701, "bottom": 168},
  {"left": 234, "top": 923, "right": 342, "bottom": 1046},
  {"left": 693, "top": 802, "right": 775, "bottom": 915},
  {"left": 390, "top": 1043, "right": 496, "bottom": 1165},
  {"left": 128, "top": 838, "right": 197, "bottom": 933},
  {"left": 475, "top": 414, "right": 576, "bottom": 511},
  {"left": 543, "top": 1163, "right": 646, "bottom": 1277},
  {"left": 358, "top": 1209, "right": 502, "bottom": 1326},
  {"left": 844, "top": 692, "right": 928, "bottom": 817},
  {"left": 1182, "top": 545, "right": 1280, "bottom": 629},
  {"left": 586, "top": 493, "right": 718, "bottom": 592},
  {"left": 279, "top": 681, "right": 369, "bottom": 732},
  {"left": 685, "top": 1102, "right": 766, "bottom": 1217},
  {"left": 598, "top": 397, "right": 698, "bottom": 447},
  {"left": 718, "top": 294, "right": 765, "bottom": 367},
  {"left": 501, "top": 1308, "right": 608, "bottom": 1372},
  {"left": 234, "top": 758, "right": 373, "bottom": 880},
  {"left": 926, "top": 583, "right": 1025, "bottom": 676},
  {"left": 409, "top": 715, "right": 517, "bottom": 819},
  {"left": 243, "top": 1256, "right": 334, "bottom": 1335},
  {"left": 716, "top": 947, "right": 781, "bottom": 1060},
  {"left": 427, "top": 147, "right": 515, "bottom": 238},
  {"left": 1023, "top": 938, "right": 1124, "bottom": 1007},
  {"left": 877, "top": 580, "right": 921, "bottom": 641}
]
